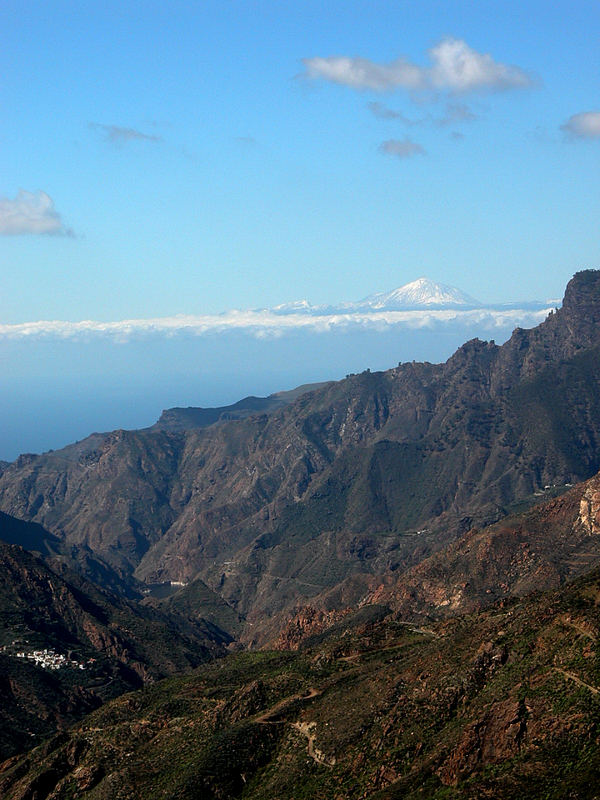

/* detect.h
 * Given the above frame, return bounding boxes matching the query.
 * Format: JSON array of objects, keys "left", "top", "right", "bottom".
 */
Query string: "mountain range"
[
  {"left": 1, "top": 270, "right": 600, "bottom": 796},
  {"left": 0, "top": 271, "right": 598, "bottom": 644},
  {"left": 271, "top": 277, "right": 479, "bottom": 314},
  {"left": 270, "top": 276, "right": 547, "bottom": 315},
  {"left": 0, "top": 278, "right": 552, "bottom": 341},
  {"left": 0, "top": 276, "right": 556, "bottom": 464}
]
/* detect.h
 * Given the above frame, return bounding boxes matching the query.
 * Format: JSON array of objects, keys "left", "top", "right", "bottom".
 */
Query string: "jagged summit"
[
  {"left": 359, "top": 277, "right": 478, "bottom": 310},
  {"left": 561, "top": 269, "right": 600, "bottom": 319}
]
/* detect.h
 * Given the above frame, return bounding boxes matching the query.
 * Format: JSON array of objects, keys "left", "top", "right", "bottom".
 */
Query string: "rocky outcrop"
[
  {"left": 273, "top": 606, "right": 353, "bottom": 650},
  {"left": 577, "top": 481, "right": 600, "bottom": 534},
  {"left": 437, "top": 698, "right": 525, "bottom": 786}
]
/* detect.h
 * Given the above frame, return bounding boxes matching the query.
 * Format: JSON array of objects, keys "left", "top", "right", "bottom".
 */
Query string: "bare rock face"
[
  {"left": 438, "top": 698, "right": 525, "bottom": 786},
  {"left": 273, "top": 606, "right": 353, "bottom": 650},
  {"left": 577, "top": 479, "right": 600, "bottom": 534}
]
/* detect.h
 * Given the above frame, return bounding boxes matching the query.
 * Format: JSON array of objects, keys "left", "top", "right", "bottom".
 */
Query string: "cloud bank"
[
  {"left": 0, "top": 307, "right": 553, "bottom": 343},
  {"left": 0, "top": 190, "right": 72, "bottom": 236},
  {"left": 561, "top": 111, "right": 600, "bottom": 140},
  {"left": 303, "top": 38, "right": 534, "bottom": 94}
]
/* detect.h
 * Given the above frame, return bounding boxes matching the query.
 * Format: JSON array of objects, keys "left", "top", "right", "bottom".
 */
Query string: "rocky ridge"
[{"left": 150, "top": 382, "right": 330, "bottom": 433}]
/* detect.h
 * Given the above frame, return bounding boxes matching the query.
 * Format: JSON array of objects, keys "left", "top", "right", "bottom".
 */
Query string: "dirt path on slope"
[
  {"left": 337, "top": 630, "right": 439, "bottom": 664},
  {"left": 255, "top": 687, "right": 322, "bottom": 724},
  {"left": 559, "top": 616, "right": 598, "bottom": 642},
  {"left": 396, "top": 622, "right": 441, "bottom": 638},
  {"left": 553, "top": 667, "right": 600, "bottom": 696},
  {"left": 252, "top": 686, "right": 337, "bottom": 766},
  {"left": 291, "top": 720, "right": 336, "bottom": 767}
]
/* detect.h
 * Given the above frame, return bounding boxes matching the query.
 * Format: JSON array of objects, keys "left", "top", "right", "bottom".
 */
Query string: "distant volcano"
[
  {"left": 271, "top": 277, "right": 479, "bottom": 315},
  {"left": 358, "top": 277, "right": 479, "bottom": 310}
]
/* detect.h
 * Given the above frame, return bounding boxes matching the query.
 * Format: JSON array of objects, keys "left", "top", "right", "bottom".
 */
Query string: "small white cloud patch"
[
  {"left": 379, "top": 139, "right": 425, "bottom": 158},
  {"left": 368, "top": 101, "right": 403, "bottom": 120},
  {"left": 368, "top": 101, "right": 476, "bottom": 129},
  {"left": 303, "top": 55, "right": 424, "bottom": 92},
  {"left": 302, "top": 38, "right": 534, "bottom": 95},
  {"left": 428, "top": 39, "right": 533, "bottom": 93},
  {"left": 561, "top": 112, "right": 600, "bottom": 140},
  {"left": 436, "top": 102, "right": 477, "bottom": 126},
  {"left": 0, "top": 190, "right": 72, "bottom": 236}
]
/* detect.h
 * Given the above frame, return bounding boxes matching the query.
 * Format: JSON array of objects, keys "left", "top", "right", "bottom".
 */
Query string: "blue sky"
[
  {"left": 0, "top": 1, "right": 598, "bottom": 458},
  {"left": 1, "top": 0, "right": 598, "bottom": 321}
]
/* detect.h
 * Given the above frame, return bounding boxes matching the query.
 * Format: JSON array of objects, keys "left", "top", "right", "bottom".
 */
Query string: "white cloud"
[
  {"left": 0, "top": 307, "right": 553, "bottom": 342},
  {"left": 90, "top": 123, "right": 163, "bottom": 145},
  {"left": 0, "top": 190, "right": 72, "bottom": 236},
  {"left": 561, "top": 111, "right": 600, "bottom": 140},
  {"left": 368, "top": 101, "right": 476, "bottom": 129},
  {"left": 302, "top": 38, "right": 534, "bottom": 95},
  {"left": 379, "top": 139, "right": 425, "bottom": 158},
  {"left": 428, "top": 39, "right": 533, "bottom": 92},
  {"left": 367, "top": 101, "right": 421, "bottom": 124},
  {"left": 303, "top": 55, "right": 424, "bottom": 92}
]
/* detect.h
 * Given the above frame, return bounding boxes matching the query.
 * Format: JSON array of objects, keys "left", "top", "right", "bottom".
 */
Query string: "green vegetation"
[{"left": 4, "top": 571, "right": 600, "bottom": 798}]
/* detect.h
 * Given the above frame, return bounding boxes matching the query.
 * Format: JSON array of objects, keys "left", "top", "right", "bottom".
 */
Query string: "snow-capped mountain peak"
[
  {"left": 272, "top": 299, "right": 314, "bottom": 314},
  {"left": 269, "top": 277, "right": 481, "bottom": 317},
  {"left": 360, "top": 277, "right": 478, "bottom": 310}
]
